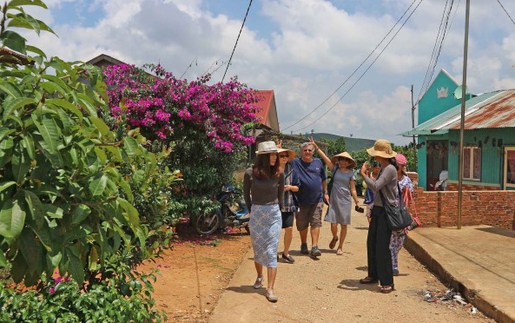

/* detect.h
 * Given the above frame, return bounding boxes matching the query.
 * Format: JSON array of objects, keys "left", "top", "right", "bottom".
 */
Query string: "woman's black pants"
[{"left": 367, "top": 206, "right": 394, "bottom": 286}]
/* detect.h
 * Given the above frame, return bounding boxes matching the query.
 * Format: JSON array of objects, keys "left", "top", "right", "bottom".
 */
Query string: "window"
[
  {"left": 504, "top": 147, "right": 515, "bottom": 188},
  {"left": 463, "top": 147, "right": 481, "bottom": 180}
]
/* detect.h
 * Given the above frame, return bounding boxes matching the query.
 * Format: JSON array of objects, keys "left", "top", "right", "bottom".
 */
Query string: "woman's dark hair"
[
  {"left": 387, "top": 157, "right": 399, "bottom": 170},
  {"left": 253, "top": 153, "right": 280, "bottom": 180}
]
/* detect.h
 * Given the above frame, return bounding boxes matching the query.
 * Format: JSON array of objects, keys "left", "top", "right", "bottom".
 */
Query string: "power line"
[
  {"left": 221, "top": 0, "right": 253, "bottom": 82},
  {"left": 180, "top": 57, "right": 198, "bottom": 79},
  {"left": 497, "top": 0, "right": 515, "bottom": 26},
  {"left": 288, "top": 0, "right": 424, "bottom": 133},
  {"left": 282, "top": 0, "right": 422, "bottom": 132},
  {"left": 416, "top": 0, "right": 456, "bottom": 104}
]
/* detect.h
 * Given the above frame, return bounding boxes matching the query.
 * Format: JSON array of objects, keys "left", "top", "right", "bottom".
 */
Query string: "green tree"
[
  {"left": 318, "top": 137, "right": 346, "bottom": 158},
  {"left": 0, "top": 0, "right": 157, "bottom": 287}
]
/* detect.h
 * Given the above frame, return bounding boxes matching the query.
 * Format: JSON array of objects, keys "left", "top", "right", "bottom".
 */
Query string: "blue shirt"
[{"left": 292, "top": 158, "right": 326, "bottom": 204}]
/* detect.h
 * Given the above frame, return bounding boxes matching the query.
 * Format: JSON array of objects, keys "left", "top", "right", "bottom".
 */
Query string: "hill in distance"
[{"left": 310, "top": 133, "right": 376, "bottom": 153}]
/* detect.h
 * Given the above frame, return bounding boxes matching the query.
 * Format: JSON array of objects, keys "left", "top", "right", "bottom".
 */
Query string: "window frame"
[
  {"left": 504, "top": 147, "right": 515, "bottom": 189},
  {"left": 463, "top": 146, "right": 481, "bottom": 181}
]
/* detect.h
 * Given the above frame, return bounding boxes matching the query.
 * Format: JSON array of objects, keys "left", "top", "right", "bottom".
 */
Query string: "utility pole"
[
  {"left": 457, "top": 0, "right": 471, "bottom": 230},
  {"left": 410, "top": 85, "right": 416, "bottom": 150}
]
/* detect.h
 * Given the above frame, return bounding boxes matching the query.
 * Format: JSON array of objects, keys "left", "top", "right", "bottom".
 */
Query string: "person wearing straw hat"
[
  {"left": 277, "top": 145, "right": 299, "bottom": 263},
  {"left": 243, "top": 141, "right": 284, "bottom": 302},
  {"left": 310, "top": 139, "right": 360, "bottom": 256},
  {"left": 358, "top": 139, "right": 398, "bottom": 294}
]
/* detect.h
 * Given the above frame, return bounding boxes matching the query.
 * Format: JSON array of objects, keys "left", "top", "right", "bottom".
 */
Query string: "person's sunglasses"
[
  {"left": 303, "top": 149, "right": 313, "bottom": 152},
  {"left": 279, "top": 155, "right": 289, "bottom": 158}
]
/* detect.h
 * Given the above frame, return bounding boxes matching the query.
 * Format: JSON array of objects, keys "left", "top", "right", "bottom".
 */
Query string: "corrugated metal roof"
[{"left": 401, "top": 89, "right": 515, "bottom": 136}]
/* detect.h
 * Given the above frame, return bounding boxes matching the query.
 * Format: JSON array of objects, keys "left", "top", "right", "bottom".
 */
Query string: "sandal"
[
  {"left": 359, "top": 276, "right": 378, "bottom": 284},
  {"left": 380, "top": 285, "right": 395, "bottom": 293},
  {"left": 253, "top": 277, "right": 263, "bottom": 289},
  {"left": 336, "top": 248, "right": 343, "bottom": 255},
  {"left": 266, "top": 290, "right": 278, "bottom": 302},
  {"left": 329, "top": 237, "right": 338, "bottom": 249}
]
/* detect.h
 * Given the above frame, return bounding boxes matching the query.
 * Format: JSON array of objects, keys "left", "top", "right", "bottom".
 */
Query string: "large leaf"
[
  {"left": 23, "top": 190, "right": 45, "bottom": 229},
  {"left": 2, "top": 97, "right": 35, "bottom": 119},
  {"left": 71, "top": 204, "right": 91, "bottom": 224},
  {"left": 0, "top": 80, "right": 23, "bottom": 98},
  {"left": 0, "top": 137, "right": 14, "bottom": 168},
  {"left": 77, "top": 92, "right": 98, "bottom": 117},
  {"left": 21, "top": 132, "right": 35, "bottom": 159},
  {"left": 89, "top": 173, "right": 107, "bottom": 196},
  {"left": 117, "top": 198, "right": 140, "bottom": 232},
  {"left": 46, "top": 98, "right": 83, "bottom": 121},
  {"left": 0, "top": 199, "right": 26, "bottom": 242},
  {"left": 7, "top": 14, "right": 55, "bottom": 36},
  {"left": 0, "top": 181, "right": 16, "bottom": 193},
  {"left": 25, "top": 44, "right": 46, "bottom": 58},
  {"left": 0, "top": 128, "right": 15, "bottom": 142},
  {"left": 64, "top": 246, "right": 85, "bottom": 285},
  {"left": 7, "top": 0, "right": 48, "bottom": 9},
  {"left": 0, "top": 251, "right": 7, "bottom": 268},
  {"left": 88, "top": 116, "right": 110, "bottom": 137},
  {"left": 123, "top": 137, "right": 140, "bottom": 157},
  {"left": 12, "top": 141, "right": 31, "bottom": 183},
  {"left": 0, "top": 30, "right": 27, "bottom": 54},
  {"left": 32, "top": 113, "right": 60, "bottom": 153}
]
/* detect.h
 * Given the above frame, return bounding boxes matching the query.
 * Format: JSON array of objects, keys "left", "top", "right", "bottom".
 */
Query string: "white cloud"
[{"left": 15, "top": 0, "right": 515, "bottom": 145}]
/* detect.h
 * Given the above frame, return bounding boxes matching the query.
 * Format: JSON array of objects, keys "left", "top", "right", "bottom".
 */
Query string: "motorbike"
[{"left": 194, "top": 183, "right": 250, "bottom": 235}]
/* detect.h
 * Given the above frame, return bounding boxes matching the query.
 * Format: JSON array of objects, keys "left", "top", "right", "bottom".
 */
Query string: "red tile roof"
[{"left": 254, "top": 90, "right": 273, "bottom": 126}]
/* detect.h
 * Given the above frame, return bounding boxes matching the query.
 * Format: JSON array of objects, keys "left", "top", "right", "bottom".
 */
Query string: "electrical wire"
[
  {"left": 497, "top": 0, "right": 515, "bottom": 26},
  {"left": 415, "top": 0, "right": 456, "bottom": 104},
  {"left": 282, "top": 0, "right": 422, "bottom": 132},
  {"left": 288, "top": 0, "right": 425, "bottom": 133},
  {"left": 221, "top": 0, "right": 253, "bottom": 82}
]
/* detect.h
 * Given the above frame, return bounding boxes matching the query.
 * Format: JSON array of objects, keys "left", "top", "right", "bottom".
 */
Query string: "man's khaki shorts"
[{"left": 295, "top": 203, "right": 323, "bottom": 231}]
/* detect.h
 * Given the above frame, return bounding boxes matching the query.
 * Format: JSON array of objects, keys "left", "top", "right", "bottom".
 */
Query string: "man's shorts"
[
  {"left": 281, "top": 212, "right": 294, "bottom": 228},
  {"left": 295, "top": 203, "right": 323, "bottom": 231}
]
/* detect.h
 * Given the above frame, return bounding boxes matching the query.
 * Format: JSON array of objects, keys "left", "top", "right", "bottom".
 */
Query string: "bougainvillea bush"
[{"left": 103, "top": 64, "right": 260, "bottom": 220}]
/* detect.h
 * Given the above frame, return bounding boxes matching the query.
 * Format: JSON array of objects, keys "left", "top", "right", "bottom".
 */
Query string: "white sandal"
[
  {"left": 266, "top": 289, "right": 278, "bottom": 302},
  {"left": 253, "top": 277, "right": 263, "bottom": 289}
]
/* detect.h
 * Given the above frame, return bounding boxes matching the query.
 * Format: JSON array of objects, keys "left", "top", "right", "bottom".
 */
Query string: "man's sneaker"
[
  {"left": 300, "top": 243, "right": 309, "bottom": 254},
  {"left": 310, "top": 246, "right": 322, "bottom": 257}
]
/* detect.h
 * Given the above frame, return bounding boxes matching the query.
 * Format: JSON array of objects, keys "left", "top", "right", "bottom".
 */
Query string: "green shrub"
[{"left": 0, "top": 256, "right": 167, "bottom": 323}]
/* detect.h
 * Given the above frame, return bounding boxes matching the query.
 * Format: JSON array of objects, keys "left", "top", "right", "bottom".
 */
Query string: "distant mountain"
[{"left": 310, "top": 133, "right": 375, "bottom": 153}]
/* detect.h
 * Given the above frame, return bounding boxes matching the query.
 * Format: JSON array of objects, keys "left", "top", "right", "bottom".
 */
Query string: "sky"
[{"left": 20, "top": 0, "right": 515, "bottom": 145}]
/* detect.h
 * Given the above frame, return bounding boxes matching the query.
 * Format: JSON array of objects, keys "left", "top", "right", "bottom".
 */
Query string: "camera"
[{"left": 355, "top": 205, "right": 364, "bottom": 213}]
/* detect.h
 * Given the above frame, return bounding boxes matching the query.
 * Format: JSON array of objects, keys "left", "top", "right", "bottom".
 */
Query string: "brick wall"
[
  {"left": 411, "top": 187, "right": 515, "bottom": 230},
  {"left": 446, "top": 183, "right": 499, "bottom": 191}
]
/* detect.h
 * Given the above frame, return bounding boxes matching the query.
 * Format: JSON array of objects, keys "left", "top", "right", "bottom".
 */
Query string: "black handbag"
[
  {"left": 327, "top": 166, "right": 338, "bottom": 197},
  {"left": 379, "top": 184, "right": 412, "bottom": 231}
]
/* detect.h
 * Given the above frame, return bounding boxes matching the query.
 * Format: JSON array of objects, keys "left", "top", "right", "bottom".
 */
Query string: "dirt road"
[{"left": 209, "top": 208, "right": 495, "bottom": 323}]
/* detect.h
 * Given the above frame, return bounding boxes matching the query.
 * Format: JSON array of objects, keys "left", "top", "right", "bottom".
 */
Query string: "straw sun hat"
[
  {"left": 277, "top": 147, "right": 295, "bottom": 161},
  {"left": 331, "top": 152, "right": 356, "bottom": 168},
  {"left": 366, "top": 139, "right": 397, "bottom": 159}
]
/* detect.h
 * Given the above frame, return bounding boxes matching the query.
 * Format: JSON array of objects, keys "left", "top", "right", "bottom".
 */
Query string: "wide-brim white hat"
[{"left": 256, "top": 141, "right": 278, "bottom": 154}]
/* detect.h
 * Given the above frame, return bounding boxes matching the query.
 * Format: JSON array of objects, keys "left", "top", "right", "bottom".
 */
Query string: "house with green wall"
[{"left": 402, "top": 69, "right": 515, "bottom": 191}]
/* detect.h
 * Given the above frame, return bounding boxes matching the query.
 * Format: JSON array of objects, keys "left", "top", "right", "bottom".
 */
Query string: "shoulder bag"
[{"left": 378, "top": 184, "right": 412, "bottom": 231}]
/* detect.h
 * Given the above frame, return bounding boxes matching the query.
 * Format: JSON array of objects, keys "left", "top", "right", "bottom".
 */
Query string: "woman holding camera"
[{"left": 309, "top": 138, "right": 360, "bottom": 256}]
